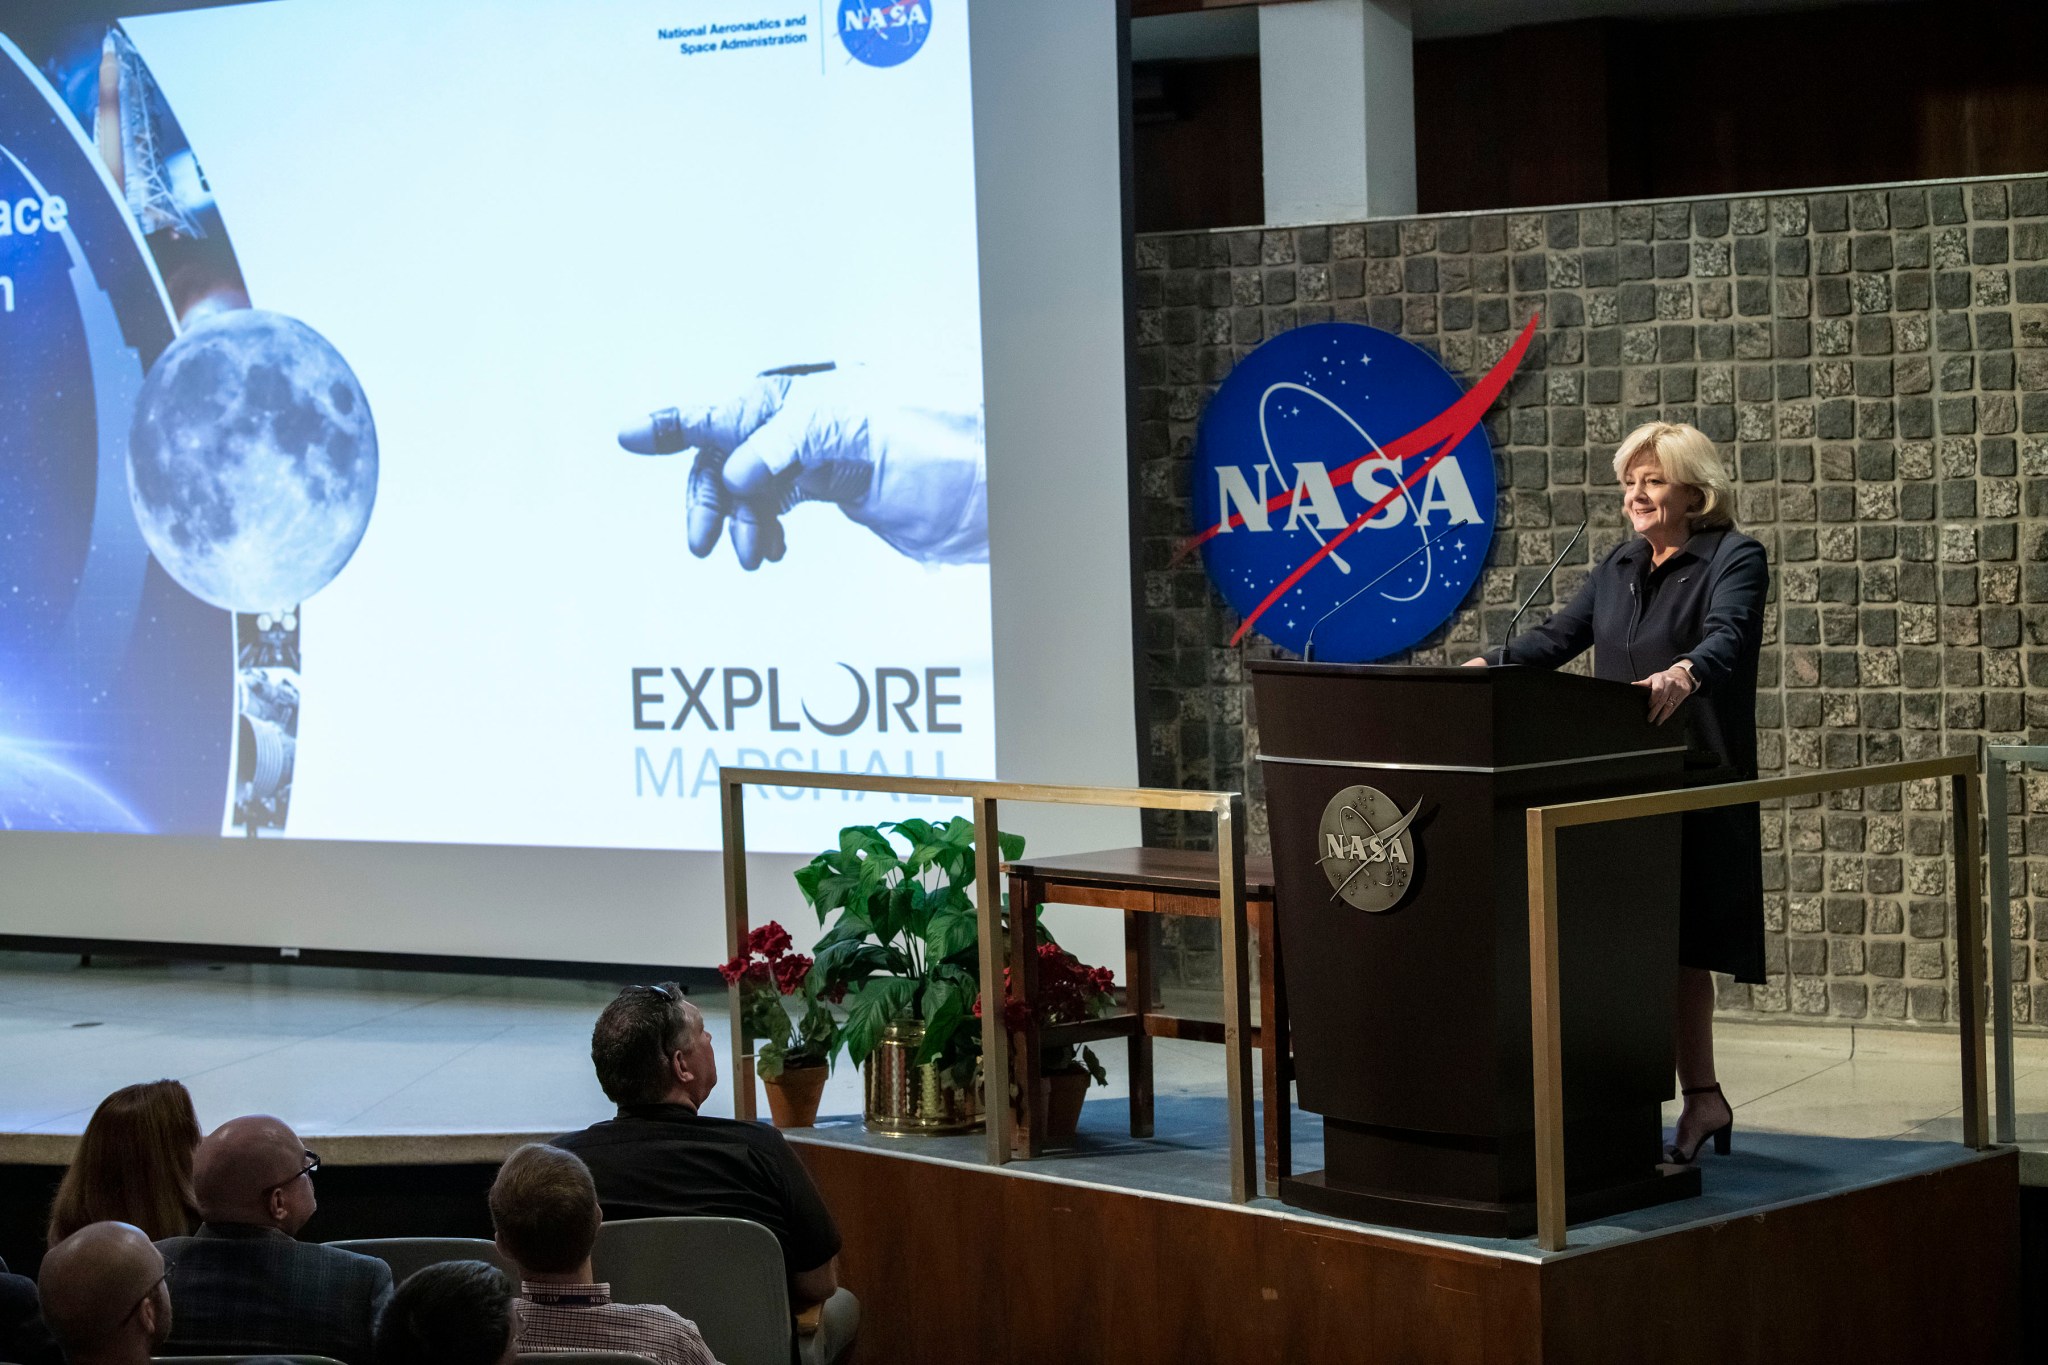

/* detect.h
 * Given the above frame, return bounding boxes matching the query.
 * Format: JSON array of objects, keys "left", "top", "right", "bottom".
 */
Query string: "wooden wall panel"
[
  {"left": 794, "top": 1141, "right": 1539, "bottom": 1365},
  {"left": 793, "top": 1141, "right": 2020, "bottom": 1365},
  {"left": 1136, "top": 1, "right": 2048, "bottom": 226},
  {"left": 1540, "top": 1153, "right": 2021, "bottom": 1365}
]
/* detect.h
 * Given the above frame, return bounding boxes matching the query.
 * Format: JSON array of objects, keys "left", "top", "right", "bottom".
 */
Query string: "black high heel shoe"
[{"left": 1665, "top": 1082, "right": 1733, "bottom": 1164}]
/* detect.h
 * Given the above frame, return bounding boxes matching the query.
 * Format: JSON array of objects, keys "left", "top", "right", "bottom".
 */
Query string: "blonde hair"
[{"left": 1610, "top": 421, "right": 1736, "bottom": 532}]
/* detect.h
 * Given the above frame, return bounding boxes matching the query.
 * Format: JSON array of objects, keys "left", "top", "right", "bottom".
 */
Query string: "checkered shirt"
[{"left": 515, "top": 1281, "right": 720, "bottom": 1365}]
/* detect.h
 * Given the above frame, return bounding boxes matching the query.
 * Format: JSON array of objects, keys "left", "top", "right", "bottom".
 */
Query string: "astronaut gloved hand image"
[{"left": 618, "top": 364, "right": 988, "bottom": 571}]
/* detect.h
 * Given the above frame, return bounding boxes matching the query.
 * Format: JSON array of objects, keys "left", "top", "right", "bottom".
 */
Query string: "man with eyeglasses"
[
  {"left": 155, "top": 1115, "right": 393, "bottom": 1364},
  {"left": 34, "top": 1222, "right": 168, "bottom": 1365}
]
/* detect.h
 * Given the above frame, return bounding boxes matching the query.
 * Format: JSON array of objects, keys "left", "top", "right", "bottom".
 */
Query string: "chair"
[
  {"left": 591, "top": 1217, "right": 791, "bottom": 1365},
  {"left": 516, "top": 1355, "right": 658, "bottom": 1363},
  {"left": 323, "top": 1235, "right": 508, "bottom": 1284}
]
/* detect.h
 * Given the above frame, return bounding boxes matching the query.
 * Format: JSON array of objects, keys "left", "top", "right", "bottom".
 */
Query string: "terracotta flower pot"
[
  {"left": 1038, "top": 1067, "right": 1092, "bottom": 1143},
  {"left": 763, "top": 1064, "right": 828, "bottom": 1128}
]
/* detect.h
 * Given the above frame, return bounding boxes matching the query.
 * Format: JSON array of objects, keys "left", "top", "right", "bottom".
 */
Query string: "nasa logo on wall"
[
  {"left": 1188, "top": 320, "right": 1535, "bottom": 661},
  {"left": 838, "top": 0, "right": 931, "bottom": 67},
  {"left": 1317, "top": 784, "right": 1421, "bottom": 914}
]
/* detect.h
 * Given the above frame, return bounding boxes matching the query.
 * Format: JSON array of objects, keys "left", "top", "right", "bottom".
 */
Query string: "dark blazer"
[
  {"left": 1499, "top": 526, "right": 1771, "bottom": 982},
  {"left": 156, "top": 1223, "right": 393, "bottom": 1365}
]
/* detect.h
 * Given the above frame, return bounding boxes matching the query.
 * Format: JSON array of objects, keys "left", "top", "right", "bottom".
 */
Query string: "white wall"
[{"left": 971, "top": 0, "right": 1142, "bottom": 972}]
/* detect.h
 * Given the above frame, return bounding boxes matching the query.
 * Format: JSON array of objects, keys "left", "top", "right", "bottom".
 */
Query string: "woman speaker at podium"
[{"left": 1464, "top": 420, "right": 1769, "bottom": 1167}]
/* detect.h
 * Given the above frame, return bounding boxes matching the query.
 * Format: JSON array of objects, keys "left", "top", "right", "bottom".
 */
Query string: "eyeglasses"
[
  {"left": 622, "top": 982, "right": 678, "bottom": 1001},
  {"left": 120, "top": 1268, "right": 169, "bottom": 1326},
  {"left": 265, "top": 1150, "right": 320, "bottom": 1196}
]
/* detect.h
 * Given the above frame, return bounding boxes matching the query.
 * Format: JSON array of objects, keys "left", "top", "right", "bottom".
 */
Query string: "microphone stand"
[
  {"left": 1496, "top": 519, "right": 1588, "bottom": 662},
  {"left": 1301, "top": 522, "right": 1468, "bottom": 663}
]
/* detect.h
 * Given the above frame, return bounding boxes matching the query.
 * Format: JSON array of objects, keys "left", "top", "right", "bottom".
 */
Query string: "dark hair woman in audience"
[{"left": 46, "top": 1080, "right": 202, "bottom": 1246}]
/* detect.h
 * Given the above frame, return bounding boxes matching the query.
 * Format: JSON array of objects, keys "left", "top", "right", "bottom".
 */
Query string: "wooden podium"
[{"left": 1250, "top": 661, "right": 1700, "bottom": 1236}]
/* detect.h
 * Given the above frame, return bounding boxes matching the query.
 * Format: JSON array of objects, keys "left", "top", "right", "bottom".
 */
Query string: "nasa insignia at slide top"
[{"left": 0, "top": 0, "right": 991, "bottom": 856}]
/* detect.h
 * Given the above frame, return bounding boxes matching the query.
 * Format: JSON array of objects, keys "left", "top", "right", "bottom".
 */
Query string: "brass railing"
[
  {"left": 1985, "top": 744, "right": 2046, "bottom": 1147},
  {"left": 1523, "top": 752, "right": 1991, "bottom": 1252},
  {"left": 717, "top": 768, "right": 1260, "bottom": 1202}
]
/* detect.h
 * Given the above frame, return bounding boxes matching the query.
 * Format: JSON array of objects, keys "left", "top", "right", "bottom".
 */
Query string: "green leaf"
[
  {"left": 897, "top": 878, "right": 936, "bottom": 939},
  {"left": 814, "top": 912, "right": 876, "bottom": 953},
  {"left": 886, "top": 817, "right": 937, "bottom": 846},
  {"left": 813, "top": 939, "right": 908, "bottom": 991},
  {"left": 737, "top": 989, "right": 790, "bottom": 1044},
  {"left": 914, "top": 978, "right": 968, "bottom": 1065},
  {"left": 924, "top": 907, "right": 978, "bottom": 961},
  {"left": 839, "top": 825, "right": 893, "bottom": 859},
  {"left": 809, "top": 872, "right": 859, "bottom": 918},
  {"left": 998, "top": 830, "right": 1026, "bottom": 861},
  {"left": 840, "top": 977, "right": 916, "bottom": 1065},
  {"left": 793, "top": 860, "right": 825, "bottom": 906}
]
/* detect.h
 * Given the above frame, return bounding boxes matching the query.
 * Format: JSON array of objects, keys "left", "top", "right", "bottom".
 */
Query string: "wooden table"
[{"left": 1001, "top": 847, "right": 1290, "bottom": 1181}]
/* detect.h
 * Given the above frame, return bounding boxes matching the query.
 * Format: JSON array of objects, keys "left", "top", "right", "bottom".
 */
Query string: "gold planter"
[{"left": 863, "top": 1020, "right": 983, "bottom": 1135}]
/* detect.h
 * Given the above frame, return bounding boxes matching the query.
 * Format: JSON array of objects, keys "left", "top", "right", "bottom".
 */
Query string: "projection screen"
[{"left": 0, "top": 0, "right": 1140, "bottom": 969}]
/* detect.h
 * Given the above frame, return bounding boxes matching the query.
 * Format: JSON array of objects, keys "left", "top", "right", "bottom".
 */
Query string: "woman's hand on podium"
[
  {"left": 1635, "top": 661, "right": 1696, "bottom": 723},
  {"left": 1461, "top": 655, "right": 1488, "bottom": 667}
]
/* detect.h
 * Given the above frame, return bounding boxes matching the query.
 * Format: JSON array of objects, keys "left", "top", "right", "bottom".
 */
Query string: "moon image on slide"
[{"left": 127, "top": 309, "right": 378, "bottom": 613}]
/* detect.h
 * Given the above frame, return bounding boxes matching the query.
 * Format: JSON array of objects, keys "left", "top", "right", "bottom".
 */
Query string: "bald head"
[
  {"left": 194, "top": 1115, "right": 315, "bottom": 1230},
  {"left": 39, "top": 1221, "right": 168, "bottom": 1355}
]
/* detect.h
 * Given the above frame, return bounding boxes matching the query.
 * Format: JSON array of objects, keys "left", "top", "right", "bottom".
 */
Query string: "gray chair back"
[
  {"left": 324, "top": 1236, "right": 508, "bottom": 1285},
  {"left": 592, "top": 1216, "right": 791, "bottom": 1365}
]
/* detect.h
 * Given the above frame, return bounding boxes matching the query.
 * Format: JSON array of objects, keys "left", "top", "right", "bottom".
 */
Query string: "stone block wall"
[{"left": 1132, "top": 176, "right": 2048, "bottom": 1028}]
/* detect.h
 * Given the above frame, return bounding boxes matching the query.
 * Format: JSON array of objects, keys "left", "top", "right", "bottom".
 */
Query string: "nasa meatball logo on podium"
[{"left": 1190, "top": 321, "right": 1501, "bottom": 661}]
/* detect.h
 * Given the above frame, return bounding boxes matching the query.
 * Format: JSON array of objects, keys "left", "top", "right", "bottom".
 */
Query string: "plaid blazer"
[{"left": 156, "top": 1223, "right": 393, "bottom": 1365}]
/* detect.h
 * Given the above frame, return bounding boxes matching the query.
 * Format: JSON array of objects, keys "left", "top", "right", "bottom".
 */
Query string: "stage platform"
[
  {"left": 0, "top": 951, "right": 2030, "bottom": 1361},
  {"left": 790, "top": 1100, "right": 2017, "bottom": 1364}
]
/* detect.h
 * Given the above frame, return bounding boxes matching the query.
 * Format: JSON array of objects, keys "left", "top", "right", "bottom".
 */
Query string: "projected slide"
[{"left": 0, "top": 0, "right": 988, "bottom": 854}]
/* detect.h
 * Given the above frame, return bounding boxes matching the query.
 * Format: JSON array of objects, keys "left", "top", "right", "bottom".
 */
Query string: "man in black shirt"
[{"left": 556, "top": 983, "right": 857, "bottom": 1365}]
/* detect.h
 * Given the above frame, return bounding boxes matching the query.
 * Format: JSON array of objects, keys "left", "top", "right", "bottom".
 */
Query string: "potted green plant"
[
  {"left": 798, "top": 815, "right": 1023, "bottom": 1134},
  {"left": 982, "top": 941, "right": 1117, "bottom": 1142},
  {"left": 719, "top": 922, "right": 838, "bottom": 1128}
]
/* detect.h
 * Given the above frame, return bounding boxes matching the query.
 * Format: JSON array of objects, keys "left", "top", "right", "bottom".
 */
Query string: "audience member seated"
[
  {"left": 489, "top": 1142, "right": 717, "bottom": 1365},
  {"left": 0, "top": 1253, "right": 61, "bottom": 1365},
  {"left": 155, "top": 1115, "right": 393, "bottom": 1364},
  {"left": 556, "top": 983, "right": 857, "bottom": 1365},
  {"left": 373, "top": 1260, "right": 517, "bottom": 1365},
  {"left": 34, "top": 1222, "right": 171, "bottom": 1365},
  {"left": 46, "top": 1081, "right": 202, "bottom": 1247}
]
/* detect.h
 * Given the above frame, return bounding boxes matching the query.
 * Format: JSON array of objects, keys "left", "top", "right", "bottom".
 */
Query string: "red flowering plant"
[
  {"left": 976, "top": 941, "right": 1118, "bottom": 1087},
  {"left": 718, "top": 921, "right": 838, "bottom": 1080}
]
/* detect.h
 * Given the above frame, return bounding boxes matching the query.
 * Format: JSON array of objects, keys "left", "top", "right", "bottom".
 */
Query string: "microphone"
[
  {"left": 1497, "top": 519, "right": 1588, "bottom": 662},
  {"left": 1302, "top": 521, "right": 1468, "bottom": 663}
]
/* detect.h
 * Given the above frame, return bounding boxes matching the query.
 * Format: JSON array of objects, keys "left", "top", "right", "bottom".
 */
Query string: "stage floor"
[{"left": 0, "top": 949, "right": 2039, "bottom": 1233}]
